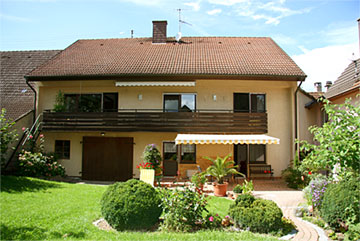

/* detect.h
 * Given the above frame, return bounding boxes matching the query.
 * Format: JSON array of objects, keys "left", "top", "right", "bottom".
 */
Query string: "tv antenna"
[{"left": 176, "top": 8, "right": 192, "bottom": 42}]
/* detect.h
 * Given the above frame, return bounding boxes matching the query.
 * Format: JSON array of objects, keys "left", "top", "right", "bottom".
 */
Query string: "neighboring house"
[
  {"left": 25, "top": 21, "right": 306, "bottom": 181},
  {"left": 325, "top": 59, "right": 360, "bottom": 105},
  {"left": 297, "top": 87, "right": 325, "bottom": 145},
  {"left": 0, "top": 50, "right": 60, "bottom": 167},
  {"left": 0, "top": 50, "right": 61, "bottom": 121}
]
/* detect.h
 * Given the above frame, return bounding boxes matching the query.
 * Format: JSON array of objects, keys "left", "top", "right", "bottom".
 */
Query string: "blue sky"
[{"left": 0, "top": 0, "right": 359, "bottom": 91}]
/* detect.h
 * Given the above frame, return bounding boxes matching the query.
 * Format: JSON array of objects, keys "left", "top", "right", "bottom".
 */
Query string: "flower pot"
[
  {"left": 140, "top": 169, "right": 155, "bottom": 187},
  {"left": 213, "top": 182, "right": 228, "bottom": 197}
]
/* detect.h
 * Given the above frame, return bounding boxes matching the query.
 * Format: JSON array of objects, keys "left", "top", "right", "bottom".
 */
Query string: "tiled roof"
[
  {"left": 0, "top": 50, "right": 61, "bottom": 120},
  {"left": 27, "top": 37, "right": 306, "bottom": 80},
  {"left": 325, "top": 58, "right": 360, "bottom": 99}
]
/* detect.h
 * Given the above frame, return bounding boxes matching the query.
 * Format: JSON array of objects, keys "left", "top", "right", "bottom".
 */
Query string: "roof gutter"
[
  {"left": 294, "top": 80, "right": 303, "bottom": 160},
  {"left": 25, "top": 77, "right": 37, "bottom": 123}
]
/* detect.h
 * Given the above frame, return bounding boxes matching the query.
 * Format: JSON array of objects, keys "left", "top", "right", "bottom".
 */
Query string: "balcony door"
[
  {"left": 163, "top": 94, "right": 196, "bottom": 112},
  {"left": 234, "top": 93, "right": 266, "bottom": 113}
]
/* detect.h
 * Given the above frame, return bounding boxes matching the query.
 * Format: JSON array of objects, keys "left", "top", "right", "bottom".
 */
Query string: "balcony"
[{"left": 42, "top": 109, "right": 268, "bottom": 133}]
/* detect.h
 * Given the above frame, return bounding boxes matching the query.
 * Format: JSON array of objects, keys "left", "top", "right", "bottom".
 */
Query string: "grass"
[{"left": 0, "top": 176, "right": 279, "bottom": 240}]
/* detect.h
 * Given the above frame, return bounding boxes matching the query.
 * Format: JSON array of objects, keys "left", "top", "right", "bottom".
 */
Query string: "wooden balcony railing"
[{"left": 42, "top": 109, "right": 267, "bottom": 133}]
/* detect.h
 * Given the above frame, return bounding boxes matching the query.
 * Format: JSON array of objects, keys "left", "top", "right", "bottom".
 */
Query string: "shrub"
[
  {"left": 231, "top": 193, "right": 255, "bottom": 208},
  {"left": 159, "top": 186, "right": 207, "bottom": 232},
  {"left": 101, "top": 179, "right": 162, "bottom": 231},
  {"left": 17, "top": 151, "right": 65, "bottom": 177},
  {"left": 191, "top": 172, "right": 206, "bottom": 188},
  {"left": 345, "top": 223, "right": 360, "bottom": 241},
  {"left": 233, "top": 184, "right": 243, "bottom": 194},
  {"left": 241, "top": 180, "right": 254, "bottom": 194},
  {"left": 282, "top": 165, "right": 309, "bottom": 189},
  {"left": 320, "top": 177, "right": 360, "bottom": 231},
  {"left": 0, "top": 108, "right": 18, "bottom": 168},
  {"left": 229, "top": 197, "right": 284, "bottom": 234}
]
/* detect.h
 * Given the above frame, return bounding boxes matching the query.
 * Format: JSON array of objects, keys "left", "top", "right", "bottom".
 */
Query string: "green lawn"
[{"left": 0, "top": 176, "right": 278, "bottom": 240}]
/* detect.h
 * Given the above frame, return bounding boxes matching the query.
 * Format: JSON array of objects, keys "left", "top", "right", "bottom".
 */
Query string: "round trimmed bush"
[
  {"left": 101, "top": 179, "right": 162, "bottom": 230},
  {"left": 320, "top": 177, "right": 360, "bottom": 230},
  {"left": 229, "top": 198, "right": 283, "bottom": 233}
]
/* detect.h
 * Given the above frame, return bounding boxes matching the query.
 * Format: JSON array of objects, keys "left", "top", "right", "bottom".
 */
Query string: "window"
[
  {"left": 234, "top": 93, "right": 266, "bottom": 113},
  {"left": 162, "top": 142, "right": 196, "bottom": 164},
  {"left": 63, "top": 93, "right": 118, "bottom": 112},
  {"left": 55, "top": 140, "right": 70, "bottom": 159},
  {"left": 64, "top": 94, "right": 102, "bottom": 112},
  {"left": 180, "top": 144, "right": 196, "bottom": 164},
  {"left": 249, "top": 144, "right": 266, "bottom": 163},
  {"left": 163, "top": 94, "right": 196, "bottom": 112}
]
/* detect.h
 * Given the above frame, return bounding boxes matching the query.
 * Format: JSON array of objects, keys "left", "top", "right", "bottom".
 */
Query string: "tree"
[
  {"left": 0, "top": 109, "right": 18, "bottom": 168},
  {"left": 298, "top": 98, "right": 360, "bottom": 175}
]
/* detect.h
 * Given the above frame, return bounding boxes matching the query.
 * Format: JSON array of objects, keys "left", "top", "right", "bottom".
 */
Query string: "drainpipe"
[
  {"left": 25, "top": 78, "right": 37, "bottom": 123},
  {"left": 294, "top": 80, "right": 303, "bottom": 160}
]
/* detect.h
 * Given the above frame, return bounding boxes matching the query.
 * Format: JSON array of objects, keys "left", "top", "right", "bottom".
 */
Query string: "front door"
[
  {"left": 234, "top": 144, "right": 248, "bottom": 177},
  {"left": 82, "top": 137, "right": 133, "bottom": 181},
  {"left": 163, "top": 142, "right": 178, "bottom": 176}
]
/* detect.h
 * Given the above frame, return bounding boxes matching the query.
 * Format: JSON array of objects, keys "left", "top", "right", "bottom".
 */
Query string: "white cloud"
[
  {"left": 208, "top": 0, "right": 248, "bottom": 6},
  {"left": 292, "top": 42, "right": 359, "bottom": 92},
  {"left": 184, "top": 1, "right": 201, "bottom": 11},
  {"left": 0, "top": 13, "right": 32, "bottom": 22},
  {"left": 208, "top": 0, "right": 311, "bottom": 25},
  {"left": 207, "top": 9, "right": 222, "bottom": 15}
]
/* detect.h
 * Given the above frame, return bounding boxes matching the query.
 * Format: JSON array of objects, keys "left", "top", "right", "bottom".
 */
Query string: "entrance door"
[
  {"left": 82, "top": 137, "right": 133, "bottom": 181},
  {"left": 234, "top": 144, "right": 248, "bottom": 177},
  {"left": 163, "top": 142, "right": 178, "bottom": 176}
]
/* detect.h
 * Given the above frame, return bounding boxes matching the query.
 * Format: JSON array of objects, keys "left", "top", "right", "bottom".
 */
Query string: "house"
[
  {"left": 297, "top": 86, "right": 325, "bottom": 145},
  {"left": 0, "top": 50, "right": 60, "bottom": 167},
  {"left": 325, "top": 58, "right": 360, "bottom": 105},
  {"left": 25, "top": 21, "right": 306, "bottom": 181},
  {"left": 0, "top": 50, "right": 61, "bottom": 121}
]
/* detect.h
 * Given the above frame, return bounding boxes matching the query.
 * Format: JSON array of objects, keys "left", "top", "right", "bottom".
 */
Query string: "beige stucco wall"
[
  {"left": 297, "top": 92, "right": 323, "bottom": 144},
  {"left": 38, "top": 79, "right": 297, "bottom": 177}
]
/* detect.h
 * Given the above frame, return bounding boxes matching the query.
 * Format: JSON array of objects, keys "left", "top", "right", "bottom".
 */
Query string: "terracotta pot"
[{"left": 213, "top": 182, "right": 228, "bottom": 197}]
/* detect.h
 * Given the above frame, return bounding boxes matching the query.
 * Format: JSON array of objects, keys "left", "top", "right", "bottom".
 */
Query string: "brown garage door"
[{"left": 82, "top": 137, "right": 133, "bottom": 181}]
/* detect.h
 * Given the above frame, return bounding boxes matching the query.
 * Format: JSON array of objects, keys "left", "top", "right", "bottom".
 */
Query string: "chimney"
[
  {"left": 314, "top": 82, "right": 322, "bottom": 92},
  {"left": 152, "top": 20, "right": 167, "bottom": 44},
  {"left": 325, "top": 81, "right": 332, "bottom": 91}
]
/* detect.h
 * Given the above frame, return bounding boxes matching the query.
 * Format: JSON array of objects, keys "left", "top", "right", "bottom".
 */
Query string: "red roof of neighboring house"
[
  {"left": 26, "top": 37, "right": 306, "bottom": 80},
  {"left": 0, "top": 50, "right": 61, "bottom": 120},
  {"left": 308, "top": 92, "right": 325, "bottom": 99},
  {"left": 325, "top": 58, "right": 360, "bottom": 99}
]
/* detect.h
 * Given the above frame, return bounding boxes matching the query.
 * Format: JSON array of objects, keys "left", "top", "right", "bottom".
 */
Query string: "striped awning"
[
  {"left": 175, "top": 134, "right": 280, "bottom": 145},
  {"left": 115, "top": 81, "right": 195, "bottom": 87}
]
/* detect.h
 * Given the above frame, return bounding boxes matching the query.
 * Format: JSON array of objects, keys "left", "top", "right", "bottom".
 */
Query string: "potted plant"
[
  {"left": 139, "top": 144, "right": 162, "bottom": 186},
  {"left": 232, "top": 184, "right": 243, "bottom": 198},
  {"left": 191, "top": 172, "right": 207, "bottom": 193},
  {"left": 205, "top": 154, "right": 245, "bottom": 197}
]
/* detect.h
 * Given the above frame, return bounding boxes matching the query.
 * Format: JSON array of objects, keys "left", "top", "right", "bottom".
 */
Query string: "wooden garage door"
[{"left": 82, "top": 137, "right": 133, "bottom": 181}]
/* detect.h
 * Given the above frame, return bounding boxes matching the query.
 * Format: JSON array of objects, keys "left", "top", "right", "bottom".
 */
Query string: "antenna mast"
[{"left": 177, "top": 8, "right": 182, "bottom": 33}]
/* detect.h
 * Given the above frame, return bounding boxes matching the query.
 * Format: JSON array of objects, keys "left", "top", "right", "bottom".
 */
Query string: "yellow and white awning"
[{"left": 175, "top": 134, "right": 280, "bottom": 145}]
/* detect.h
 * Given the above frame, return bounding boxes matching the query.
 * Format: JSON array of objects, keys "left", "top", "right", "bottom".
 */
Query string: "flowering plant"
[
  {"left": 203, "top": 213, "right": 222, "bottom": 229},
  {"left": 136, "top": 162, "right": 155, "bottom": 170}
]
